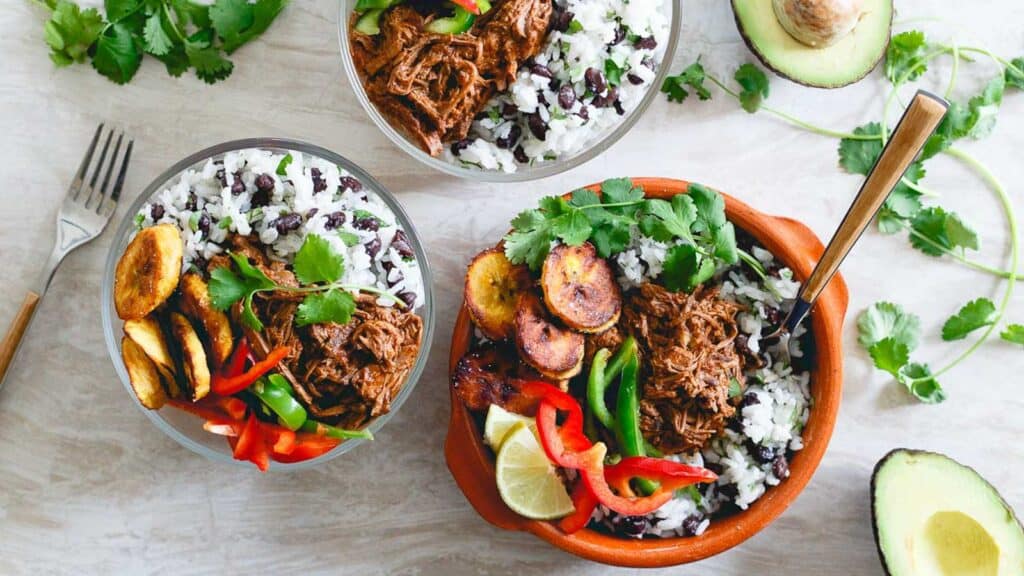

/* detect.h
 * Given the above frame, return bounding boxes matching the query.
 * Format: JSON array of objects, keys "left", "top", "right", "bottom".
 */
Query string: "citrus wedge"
[
  {"left": 495, "top": 423, "right": 574, "bottom": 520},
  {"left": 484, "top": 404, "right": 536, "bottom": 451}
]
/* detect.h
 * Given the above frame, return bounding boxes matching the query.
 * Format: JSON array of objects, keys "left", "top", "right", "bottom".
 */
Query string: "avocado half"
[
  {"left": 732, "top": 0, "right": 893, "bottom": 88},
  {"left": 872, "top": 449, "right": 1024, "bottom": 575}
]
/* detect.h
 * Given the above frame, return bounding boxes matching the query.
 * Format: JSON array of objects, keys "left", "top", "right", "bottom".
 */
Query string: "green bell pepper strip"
[
  {"left": 300, "top": 420, "right": 374, "bottom": 441},
  {"left": 355, "top": 9, "right": 385, "bottom": 34},
  {"left": 614, "top": 350, "right": 659, "bottom": 495},
  {"left": 354, "top": 0, "right": 393, "bottom": 11},
  {"left": 604, "top": 336, "right": 637, "bottom": 383},
  {"left": 251, "top": 376, "right": 307, "bottom": 431},
  {"left": 587, "top": 348, "right": 615, "bottom": 429},
  {"left": 424, "top": 6, "right": 476, "bottom": 34}
]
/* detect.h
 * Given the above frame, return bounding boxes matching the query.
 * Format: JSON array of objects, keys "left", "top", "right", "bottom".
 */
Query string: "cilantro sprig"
[
  {"left": 33, "top": 0, "right": 289, "bottom": 85},
  {"left": 503, "top": 179, "right": 750, "bottom": 293},
  {"left": 209, "top": 233, "right": 401, "bottom": 331}
]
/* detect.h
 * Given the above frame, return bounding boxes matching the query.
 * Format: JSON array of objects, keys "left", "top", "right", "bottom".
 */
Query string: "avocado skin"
[
  {"left": 730, "top": 0, "right": 893, "bottom": 89},
  {"left": 870, "top": 448, "right": 1024, "bottom": 575}
]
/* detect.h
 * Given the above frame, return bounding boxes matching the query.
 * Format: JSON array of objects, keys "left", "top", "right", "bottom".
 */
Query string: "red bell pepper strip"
[
  {"left": 451, "top": 0, "right": 482, "bottom": 15},
  {"left": 262, "top": 424, "right": 297, "bottom": 456},
  {"left": 203, "top": 420, "right": 242, "bottom": 437},
  {"left": 536, "top": 400, "right": 604, "bottom": 468},
  {"left": 271, "top": 435, "right": 341, "bottom": 463},
  {"left": 233, "top": 413, "right": 270, "bottom": 472},
  {"left": 212, "top": 346, "right": 290, "bottom": 396},
  {"left": 218, "top": 396, "right": 249, "bottom": 420},
  {"left": 223, "top": 338, "right": 251, "bottom": 378},
  {"left": 604, "top": 457, "right": 718, "bottom": 496},
  {"left": 168, "top": 399, "right": 235, "bottom": 424},
  {"left": 559, "top": 480, "right": 599, "bottom": 534},
  {"left": 519, "top": 381, "right": 591, "bottom": 453}
]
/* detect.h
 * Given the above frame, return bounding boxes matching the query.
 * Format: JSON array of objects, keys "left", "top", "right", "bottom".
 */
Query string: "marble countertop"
[{"left": 1, "top": 1, "right": 1022, "bottom": 574}]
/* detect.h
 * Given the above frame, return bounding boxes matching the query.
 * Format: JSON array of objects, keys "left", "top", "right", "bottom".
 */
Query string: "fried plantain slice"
[
  {"left": 123, "top": 315, "right": 179, "bottom": 395},
  {"left": 114, "top": 224, "right": 183, "bottom": 321},
  {"left": 464, "top": 247, "right": 533, "bottom": 341},
  {"left": 178, "top": 273, "right": 234, "bottom": 367},
  {"left": 168, "top": 312, "right": 211, "bottom": 401},
  {"left": 452, "top": 343, "right": 537, "bottom": 414},
  {"left": 514, "top": 291, "right": 585, "bottom": 380},
  {"left": 541, "top": 242, "right": 622, "bottom": 334},
  {"left": 121, "top": 336, "right": 168, "bottom": 410}
]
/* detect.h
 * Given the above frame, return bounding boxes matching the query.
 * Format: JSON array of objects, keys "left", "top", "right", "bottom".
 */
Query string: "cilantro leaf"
[
  {"left": 857, "top": 301, "right": 921, "bottom": 351},
  {"left": 293, "top": 234, "right": 345, "bottom": 285},
  {"left": 662, "top": 244, "right": 704, "bottom": 292},
  {"left": 186, "top": 42, "right": 234, "bottom": 84},
  {"left": 910, "top": 207, "right": 978, "bottom": 256},
  {"left": 1001, "top": 324, "right": 1024, "bottom": 345},
  {"left": 661, "top": 60, "right": 710, "bottom": 103},
  {"left": 212, "top": 0, "right": 288, "bottom": 53},
  {"left": 105, "top": 0, "right": 142, "bottom": 24},
  {"left": 1006, "top": 57, "right": 1024, "bottom": 90},
  {"left": 604, "top": 58, "right": 624, "bottom": 87},
  {"left": 868, "top": 337, "right": 910, "bottom": 377},
  {"left": 885, "top": 30, "right": 929, "bottom": 84},
  {"left": 276, "top": 153, "right": 293, "bottom": 175},
  {"left": 568, "top": 188, "right": 601, "bottom": 208},
  {"left": 838, "top": 123, "right": 884, "bottom": 175},
  {"left": 296, "top": 288, "right": 356, "bottom": 326},
  {"left": 91, "top": 22, "right": 142, "bottom": 85},
  {"left": 504, "top": 209, "right": 553, "bottom": 270},
  {"left": 143, "top": 12, "right": 173, "bottom": 56},
  {"left": 639, "top": 196, "right": 696, "bottom": 242},
  {"left": 897, "top": 363, "right": 946, "bottom": 404},
  {"left": 941, "top": 298, "right": 997, "bottom": 341},
  {"left": 208, "top": 266, "right": 250, "bottom": 311},
  {"left": 600, "top": 178, "right": 644, "bottom": 206},
  {"left": 589, "top": 222, "right": 632, "bottom": 259},
  {"left": 961, "top": 75, "right": 1005, "bottom": 139},
  {"left": 44, "top": 1, "right": 105, "bottom": 66},
  {"left": 734, "top": 63, "right": 769, "bottom": 113}
]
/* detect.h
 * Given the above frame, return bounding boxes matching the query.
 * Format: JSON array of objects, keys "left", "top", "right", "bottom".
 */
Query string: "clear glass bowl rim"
[
  {"left": 100, "top": 137, "right": 436, "bottom": 471},
  {"left": 336, "top": 0, "right": 682, "bottom": 182}
]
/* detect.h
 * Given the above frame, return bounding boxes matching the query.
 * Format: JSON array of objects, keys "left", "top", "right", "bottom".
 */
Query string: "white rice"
[
  {"left": 443, "top": 0, "right": 670, "bottom": 173},
  {"left": 133, "top": 148, "right": 425, "bottom": 310},
  {"left": 597, "top": 237, "right": 812, "bottom": 538}
]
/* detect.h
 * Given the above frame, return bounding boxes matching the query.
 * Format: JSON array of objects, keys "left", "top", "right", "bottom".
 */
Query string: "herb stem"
[
  {"left": 272, "top": 283, "right": 407, "bottom": 307},
  {"left": 945, "top": 43, "right": 960, "bottom": 100}
]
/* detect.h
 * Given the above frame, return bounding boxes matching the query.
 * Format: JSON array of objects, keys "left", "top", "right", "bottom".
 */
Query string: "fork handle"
[
  {"left": 0, "top": 292, "right": 41, "bottom": 390},
  {"left": 799, "top": 90, "right": 948, "bottom": 306}
]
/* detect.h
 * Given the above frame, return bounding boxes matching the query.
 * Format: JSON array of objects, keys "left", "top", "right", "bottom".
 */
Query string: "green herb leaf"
[
  {"left": 838, "top": 123, "right": 884, "bottom": 175},
  {"left": 185, "top": 42, "right": 234, "bottom": 84},
  {"left": 566, "top": 19, "right": 583, "bottom": 33},
  {"left": 941, "top": 298, "right": 997, "bottom": 341},
  {"left": 910, "top": 207, "right": 979, "bottom": 256},
  {"left": 208, "top": 266, "right": 251, "bottom": 311},
  {"left": 142, "top": 12, "right": 173, "bottom": 56},
  {"left": 338, "top": 231, "right": 361, "bottom": 247},
  {"left": 105, "top": 0, "right": 142, "bottom": 24},
  {"left": 296, "top": 288, "right": 356, "bottom": 326},
  {"left": 1001, "top": 324, "right": 1024, "bottom": 345},
  {"left": 661, "top": 243, "right": 701, "bottom": 292},
  {"left": 276, "top": 153, "right": 293, "bottom": 175},
  {"left": 45, "top": 1, "right": 106, "bottom": 66},
  {"left": 661, "top": 60, "right": 710, "bottom": 103},
  {"left": 293, "top": 234, "right": 345, "bottom": 285},
  {"left": 639, "top": 196, "right": 695, "bottom": 242},
  {"left": 868, "top": 337, "right": 910, "bottom": 377},
  {"left": 1006, "top": 57, "right": 1024, "bottom": 90},
  {"left": 857, "top": 301, "right": 921, "bottom": 351},
  {"left": 885, "top": 30, "right": 929, "bottom": 84},
  {"left": 91, "top": 22, "right": 142, "bottom": 84},
  {"left": 604, "top": 58, "right": 624, "bottom": 86},
  {"left": 212, "top": 0, "right": 288, "bottom": 53},
  {"left": 734, "top": 63, "right": 769, "bottom": 113},
  {"left": 600, "top": 178, "right": 644, "bottom": 207},
  {"left": 897, "top": 363, "right": 946, "bottom": 404},
  {"left": 961, "top": 75, "right": 1005, "bottom": 139},
  {"left": 728, "top": 378, "right": 742, "bottom": 399}
]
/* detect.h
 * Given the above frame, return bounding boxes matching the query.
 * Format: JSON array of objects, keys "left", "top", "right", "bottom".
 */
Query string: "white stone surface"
[{"left": 0, "top": 1, "right": 1022, "bottom": 574}]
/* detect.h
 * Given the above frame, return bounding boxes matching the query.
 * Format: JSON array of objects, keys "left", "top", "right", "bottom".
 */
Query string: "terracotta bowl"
[{"left": 445, "top": 178, "right": 848, "bottom": 567}]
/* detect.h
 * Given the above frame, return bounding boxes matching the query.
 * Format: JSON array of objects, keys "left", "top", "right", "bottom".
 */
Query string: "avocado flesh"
[
  {"left": 872, "top": 450, "right": 1024, "bottom": 576},
  {"left": 732, "top": 0, "right": 892, "bottom": 88}
]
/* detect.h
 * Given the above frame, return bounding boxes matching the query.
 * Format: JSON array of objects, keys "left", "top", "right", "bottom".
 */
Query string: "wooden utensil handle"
[
  {"left": 0, "top": 291, "right": 41, "bottom": 387},
  {"left": 800, "top": 90, "right": 948, "bottom": 304}
]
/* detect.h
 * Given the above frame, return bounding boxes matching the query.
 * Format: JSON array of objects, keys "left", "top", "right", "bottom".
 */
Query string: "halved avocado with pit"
[
  {"left": 732, "top": 0, "right": 893, "bottom": 88},
  {"left": 872, "top": 449, "right": 1024, "bottom": 575}
]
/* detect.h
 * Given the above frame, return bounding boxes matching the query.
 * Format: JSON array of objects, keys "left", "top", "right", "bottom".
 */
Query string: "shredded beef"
[{"left": 350, "top": 0, "right": 552, "bottom": 155}]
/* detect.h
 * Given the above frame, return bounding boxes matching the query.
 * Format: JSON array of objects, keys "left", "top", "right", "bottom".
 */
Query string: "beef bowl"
[
  {"left": 101, "top": 138, "right": 434, "bottom": 471},
  {"left": 338, "top": 0, "right": 680, "bottom": 181},
  {"left": 445, "top": 178, "right": 847, "bottom": 566}
]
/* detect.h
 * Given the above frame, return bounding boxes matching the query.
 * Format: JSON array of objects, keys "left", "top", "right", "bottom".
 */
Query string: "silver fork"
[{"left": 0, "top": 124, "right": 133, "bottom": 390}]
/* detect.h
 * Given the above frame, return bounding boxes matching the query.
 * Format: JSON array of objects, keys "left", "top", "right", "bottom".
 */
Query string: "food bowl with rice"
[
  {"left": 101, "top": 138, "right": 434, "bottom": 471},
  {"left": 338, "top": 0, "right": 679, "bottom": 181},
  {"left": 445, "top": 178, "right": 847, "bottom": 566}
]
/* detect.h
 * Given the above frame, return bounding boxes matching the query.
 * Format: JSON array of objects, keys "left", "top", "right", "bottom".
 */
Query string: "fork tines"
[{"left": 71, "top": 124, "right": 134, "bottom": 213}]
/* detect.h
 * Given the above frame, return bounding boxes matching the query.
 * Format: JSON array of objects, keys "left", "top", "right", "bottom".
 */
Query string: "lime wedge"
[
  {"left": 495, "top": 424, "right": 575, "bottom": 520},
  {"left": 484, "top": 404, "right": 536, "bottom": 451}
]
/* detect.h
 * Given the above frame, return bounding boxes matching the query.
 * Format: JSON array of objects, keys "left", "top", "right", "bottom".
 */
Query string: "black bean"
[
  {"left": 584, "top": 67, "right": 606, "bottom": 94},
  {"left": 324, "top": 211, "right": 347, "bottom": 230},
  {"left": 536, "top": 91, "right": 548, "bottom": 106},
  {"left": 185, "top": 192, "right": 197, "bottom": 211},
  {"left": 527, "top": 112, "right": 548, "bottom": 141},
  {"left": 450, "top": 139, "right": 473, "bottom": 156},
  {"left": 215, "top": 168, "right": 227, "bottom": 188},
  {"left": 558, "top": 84, "right": 576, "bottom": 109},
  {"left": 551, "top": 9, "right": 573, "bottom": 32},
  {"left": 592, "top": 86, "right": 619, "bottom": 108},
  {"left": 740, "top": 392, "right": 760, "bottom": 409},
  {"left": 251, "top": 188, "right": 271, "bottom": 208},
  {"left": 576, "top": 106, "right": 590, "bottom": 121},
  {"left": 193, "top": 255, "right": 208, "bottom": 271},
  {"left": 397, "top": 291, "right": 417, "bottom": 309},
  {"left": 513, "top": 146, "right": 529, "bottom": 164},
  {"left": 627, "top": 73, "right": 645, "bottom": 85},
  {"left": 614, "top": 98, "right": 626, "bottom": 115},
  {"left": 382, "top": 261, "right": 404, "bottom": 287},
  {"left": 391, "top": 229, "right": 415, "bottom": 258},
  {"left": 306, "top": 208, "right": 319, "bottom": 219},
  {"left": 150, "top": 204, "right": 165, "bottom": 220},
  {"left": 773, "top": 456, "right": 790, "bottom": 479},
  {"left": 311, "top": 167, "right": 327, "bottom": 193},
  {"left": 641, "top": 56, "right": 655, "bottom": 70},
  {"left": 231, "top": 176, "right": 245, "bottom": 195},
  {"left": 198, "top": 212, "right": 211, "bottom": 236},
  {"left": 501, "top": 103, "right": 519, "bottom": 118},
  {"left": 616, "top": 515, "right": 647, "bottom": 538},
  {"left": 735, "top": 333, "right": 750, "bottom": 353},
  {"left": 339, "top": 175, "right": 362, "bottom": 193},
  {"left": 273, "top": 213, "right": 303, "bottom": 235},
  {"left": 765, "top": 307, "right": 784, "bottom": 327},
  {"left": 496, "top": 124, "right": 522, "bottom": 149},
  {"left": 364, "top": 237, "right": 381, "bottom": 258},
  {"left": 717, "top": 483, "right": 739, "bottom": 499},
  {"left": 354, "top": 216, "right": 380, "bottom": 232},
  {"left": 530, "top": 63, "right": 553, "bottom": 79},
  {"left": 255, "top": 173, "right": 275, "bottom": 192},
  {"left": 681, "top": 515, "right": 702, "bottom": 537},
  {"left": 609, "top": 26, "right": 625, "bottom": 45},
  {"left": 751, "top": 443, "right": 776, "bottom": 464},
  {"left": 705, "top": 462, "right": 723, "bottom": 475},
  {"left": 635, "top": 36, "right": 657, "bottom": 50}
]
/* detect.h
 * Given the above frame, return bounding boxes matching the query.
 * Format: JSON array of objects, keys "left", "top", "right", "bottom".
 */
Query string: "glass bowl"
[
  {"left": 337, "top": 0, "right": 681, "bottom": 182},
  {"left": 101, "top": 138, "right": 435, "bottom": 471}
]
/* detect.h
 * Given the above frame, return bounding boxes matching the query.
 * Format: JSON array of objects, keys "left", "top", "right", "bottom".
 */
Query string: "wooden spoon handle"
[
  {"left": 800, "top": 90, "right": 948, "bottom": 304},
  {"left": 0, "top": 291, "right": 41, "bottom": 389}
]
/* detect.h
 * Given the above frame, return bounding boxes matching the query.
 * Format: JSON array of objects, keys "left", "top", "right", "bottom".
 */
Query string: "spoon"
[{"left": 763, "top": 90, "right": 949, "bottom": 348}]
